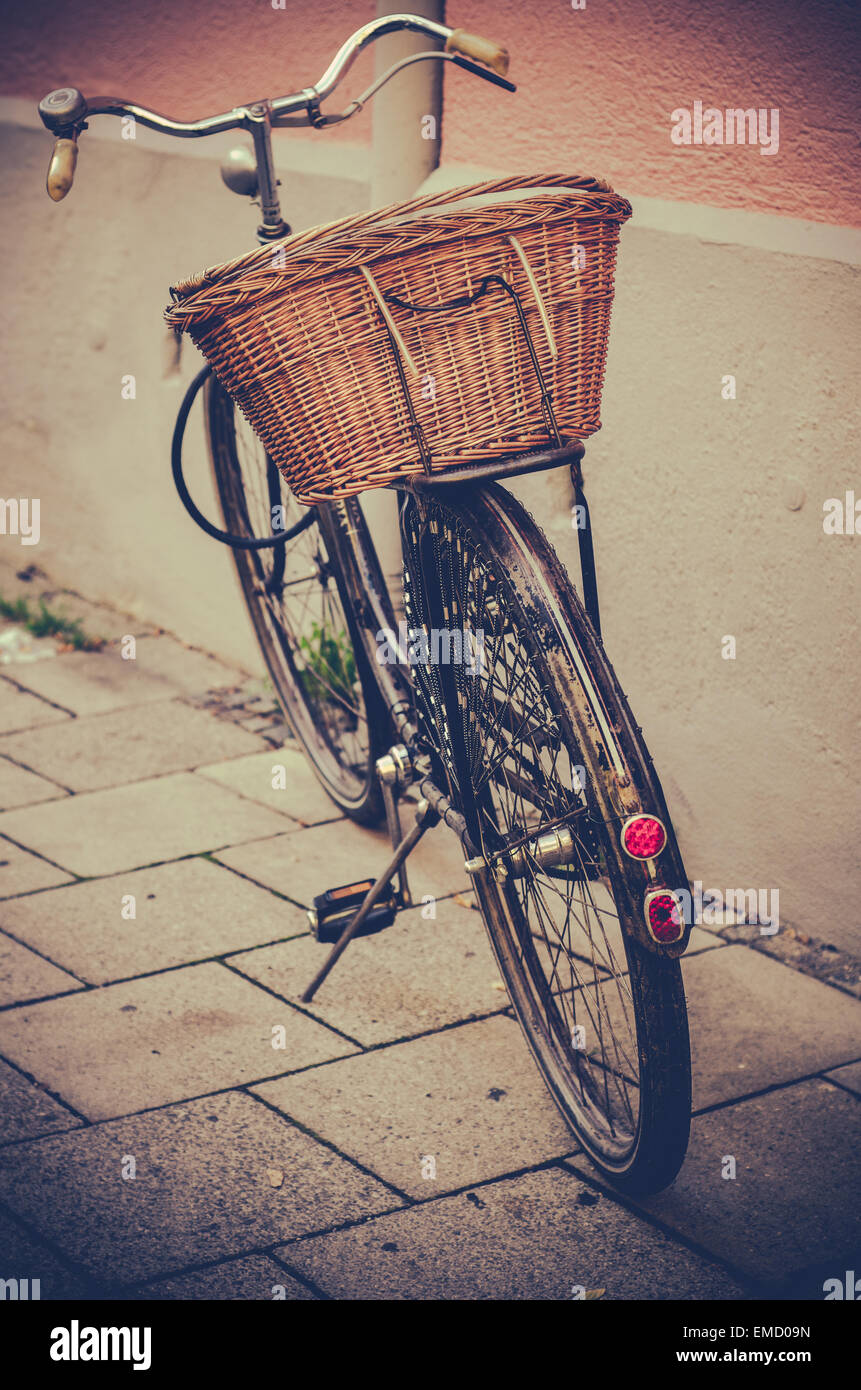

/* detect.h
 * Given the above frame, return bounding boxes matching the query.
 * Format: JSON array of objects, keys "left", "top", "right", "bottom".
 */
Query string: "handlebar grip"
[
  {"left": 47, "top": 136, "right": 78, "bottom": 201},
  {"left": 445, "top": 28, "right": 509, "bottom": 78}
]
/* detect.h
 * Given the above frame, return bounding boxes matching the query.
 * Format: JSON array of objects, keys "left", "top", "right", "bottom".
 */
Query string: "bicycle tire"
[
  {"left": 204, "top": 376, "right": 386, "bottom": 824},
  {"left": 400, "top": 483, "right": 692, "bottom": 1194}
]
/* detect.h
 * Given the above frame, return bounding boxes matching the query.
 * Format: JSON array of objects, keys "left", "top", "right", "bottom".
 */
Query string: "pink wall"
[
  {"left": 5, "top": 0, "right": 859, "bottom": 226},
  {"left": 443, "top": 0, "right": 860, "bottom": 227},
  {"left": 4, "top": 0, "right": 376, "bottom": 139}
]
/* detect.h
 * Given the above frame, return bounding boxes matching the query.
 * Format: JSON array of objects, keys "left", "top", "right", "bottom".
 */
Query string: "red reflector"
[
  {"left": 645, "top": 891, "right": 684, "bottom": 943},
  {"left": 621, "top": 814, "right": 667, "bottom": 860}
]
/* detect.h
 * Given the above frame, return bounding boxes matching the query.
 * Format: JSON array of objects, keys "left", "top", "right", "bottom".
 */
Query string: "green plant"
[
  {"left": 0, "top": 592, "right": 103, "bottom": 651},
  {"left": 298, "top": 620, "right": 356, "bottom": 705}
]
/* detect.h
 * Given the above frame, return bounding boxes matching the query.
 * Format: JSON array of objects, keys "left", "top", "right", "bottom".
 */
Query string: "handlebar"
[{"left": 38, "top": 13, "right": 512, "bottom": 203}]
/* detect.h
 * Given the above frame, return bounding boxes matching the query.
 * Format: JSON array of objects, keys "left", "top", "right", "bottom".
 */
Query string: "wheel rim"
[
  {"left": 403, "top": 499, "right": 643, "bottom": 1165},
  {"left": 211, "top": 391, "right": 373, "bottom": 806}
]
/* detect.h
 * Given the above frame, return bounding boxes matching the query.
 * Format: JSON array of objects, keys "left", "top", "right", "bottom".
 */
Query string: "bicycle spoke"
[{"left": 217, "top": 395, "right": 372, "bottom": 791}]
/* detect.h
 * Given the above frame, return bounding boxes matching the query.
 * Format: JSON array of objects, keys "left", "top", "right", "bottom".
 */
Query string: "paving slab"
[
  {"left": 1, "top": 700, "right": 264, "bottom": 794},
  {"left": 0, "top": 651, "right": 171, "bottom": 718},
  {"left": 0, "top": 773, "right": 290, "bottom": 877},
  {"left": 280, "top": 1165, "right": 746, "bottom": 1300},
  {"left": 0, "top": 857, "right": 308, "bottom": 985},
  {"left": 196, "top": 747, "right": 343, "bottom": 826},
  {"left": 0, "top": 930, "right": 82, "bottom": 1007},
  {"left": 0, "top": 836, "right": 74, "bottom": 898},
  {"left": 824, "top": 1060, "right": 861, "bottom": 1096},
  {"left": 682, "top": 945, "right": 861, "bottom": 1110},
  {"left": 126, "top": 635, "right": 244, "bottom": 696},
  {"left": 231, "top": 898, "right": 507, "bottom": 1047},
  {"left": 566, "top": 1079, "right": 861, "bottom": 1285},
  {"left": 0, "top": 1057, "right": 83, "bottom": 1146},
  {"left": 133, "top": 1254, "right": 316, "bottom": 1300},
  {"left": 216, "top": 816, "right": 471, "bottom": 910},
  {"left": 0, "top": 677, "right": 69, "bottom": 733},
  {"left": 254, "top": 1013, "right": 575, "bottom": 1199},
  {"left": 4, "top": 636, "right": 240, "bottom": 716},
  {"left": 0, "top": 1091, "right": 397, "bottom": 1284},
  {"left": 0, "top": 1209, "right": 91, "bottom": 1299},
  {"left": 0, "top": 755, "right": 67, "bottom": 811},
  {"left": 0, "top": 961, "right": 357, "bottom": 1120}
]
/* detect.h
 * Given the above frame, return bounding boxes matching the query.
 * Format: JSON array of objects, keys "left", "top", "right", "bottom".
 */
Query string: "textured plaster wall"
[
  {"left": 4, "top": 0, "right": 859, "bottom": 224},
  {"left": 505, "top": 226, "right": 861, "bottom": 956},
  {"left": 443, "top": 0, "right": 860, "bottom": 226},
  {"left": 2, "top": 0, "right": 376, "bottom": 140},
  {"left": 0, "top": 125, "right": 370, "bottom": 676}
]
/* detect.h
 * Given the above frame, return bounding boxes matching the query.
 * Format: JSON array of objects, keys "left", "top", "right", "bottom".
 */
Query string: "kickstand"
[
  {"left": 381, "top": 774, "right": 413, "bottom": 909},
  {"left": 300, "top": 797, "right": 439, "bottom": 1003}
]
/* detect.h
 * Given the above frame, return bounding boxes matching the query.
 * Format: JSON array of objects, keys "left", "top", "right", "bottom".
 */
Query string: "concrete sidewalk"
[{"left": 0, "top": 580, "right": 858, "bottom": 1301}]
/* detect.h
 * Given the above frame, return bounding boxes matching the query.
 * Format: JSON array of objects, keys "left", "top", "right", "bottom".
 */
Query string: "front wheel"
[
  {"left": 400, "top": 484, "right": 692, "bottom": 1194},
  {"left": 205, "top": 377, "right": 387, "bottom": 824}
]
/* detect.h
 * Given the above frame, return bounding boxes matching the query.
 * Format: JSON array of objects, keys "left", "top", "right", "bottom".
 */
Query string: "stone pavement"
[{"left": 0, "top": 581, "right": 858, "bottom": 1302}]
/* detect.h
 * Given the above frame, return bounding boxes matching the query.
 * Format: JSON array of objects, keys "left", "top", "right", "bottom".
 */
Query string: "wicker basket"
[{"left": 165, "top": 173, "right": 632, "bottom": 504}]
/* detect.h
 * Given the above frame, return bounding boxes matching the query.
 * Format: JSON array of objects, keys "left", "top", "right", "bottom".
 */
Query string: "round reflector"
[
  {"left": 645, "top": 890, "right": 684, "bottom": 943},
  {"left": 621, "top": 814, "right": 667, "bottom": 860}
]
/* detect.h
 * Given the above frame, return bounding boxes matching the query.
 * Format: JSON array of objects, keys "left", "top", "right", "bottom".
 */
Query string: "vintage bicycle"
[{"left": 39, "top": 12, "right": 693, "bottom": 1194}]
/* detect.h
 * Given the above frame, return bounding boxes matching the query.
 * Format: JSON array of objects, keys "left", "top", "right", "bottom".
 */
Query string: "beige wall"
[
  {"left": 0, "top": 114, "right": 371, "bottom": 678},
  {"left": 508, "top": 211, "right": 861, "bottom": 957},
  {"left": 2, "top": 68, "right": 859, "bottom": 954}
]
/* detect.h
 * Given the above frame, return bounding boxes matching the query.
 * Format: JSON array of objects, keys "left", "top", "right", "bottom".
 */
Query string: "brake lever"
[{"left": 450, "top": 55, "right": 516, "bottom": 92}]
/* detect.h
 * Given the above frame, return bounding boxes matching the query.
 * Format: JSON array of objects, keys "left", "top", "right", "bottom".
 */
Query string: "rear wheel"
[
  {"left": 400, "top": 485, "right": 691, "bottom": 1194},
  {"left": 205, "top": 377, "right": 386, "bottom": 824}
]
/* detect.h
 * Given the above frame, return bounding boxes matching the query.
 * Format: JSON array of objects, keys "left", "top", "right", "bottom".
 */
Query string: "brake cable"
[{"left": 171, "top": 364, "right": 316, "bottom": 549}]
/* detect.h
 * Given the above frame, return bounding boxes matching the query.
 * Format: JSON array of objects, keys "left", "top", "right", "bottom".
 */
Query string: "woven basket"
[{"left": 166, "top": 173, "right": 632, "bottom": 504}]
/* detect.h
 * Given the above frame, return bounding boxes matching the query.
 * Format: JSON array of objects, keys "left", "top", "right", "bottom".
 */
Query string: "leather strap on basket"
[
  {"left": 358, "top": 266, "right": 419, "bottom": 375},
  {"left": 507, "top": 235, "right": 557, "bottom": 359}
]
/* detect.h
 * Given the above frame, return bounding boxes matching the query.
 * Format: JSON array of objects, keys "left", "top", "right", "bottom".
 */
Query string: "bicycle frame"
[{"left": 37, "top": 18, "right": 696, "bottom": 1191}]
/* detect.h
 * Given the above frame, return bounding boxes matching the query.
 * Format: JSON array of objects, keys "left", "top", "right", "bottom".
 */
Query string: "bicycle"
[{"left": 38, "top": 12, "right": 693, "bottom": 1195}]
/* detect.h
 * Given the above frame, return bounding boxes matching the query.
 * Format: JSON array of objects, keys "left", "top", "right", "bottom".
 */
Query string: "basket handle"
[{"left": 363, "top": 235, "right": 557, "bottom": 363}]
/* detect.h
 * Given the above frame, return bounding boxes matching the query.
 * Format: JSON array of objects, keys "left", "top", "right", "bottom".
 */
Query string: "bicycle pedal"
[{"left": 307, "top": 879, "right": 398, "bottom": 943}]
